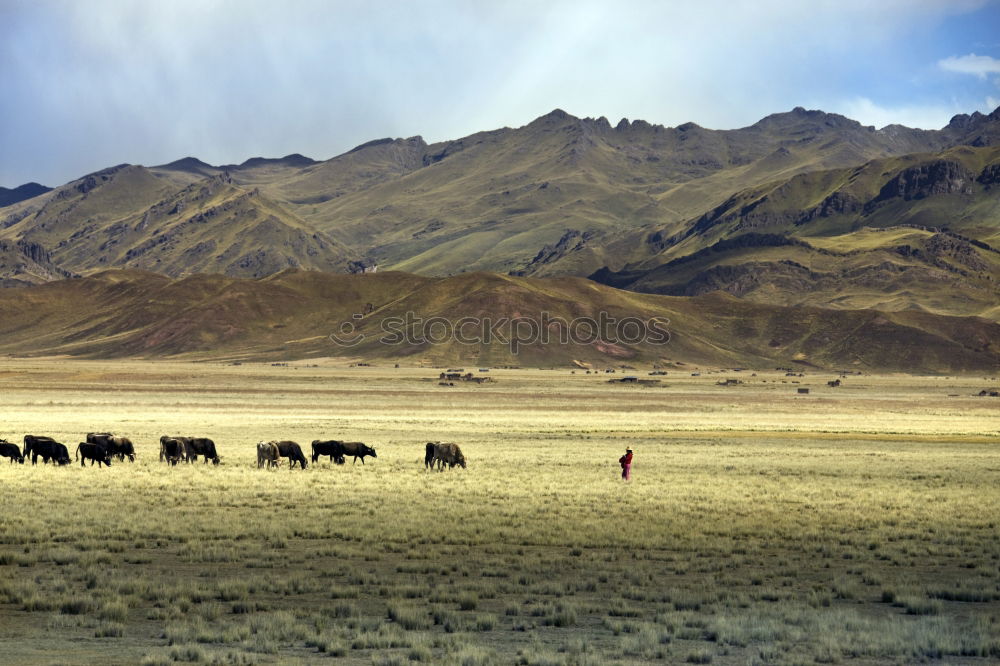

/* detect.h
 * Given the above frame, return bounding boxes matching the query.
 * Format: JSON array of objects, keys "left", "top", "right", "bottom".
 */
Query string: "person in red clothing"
[{"left": 619, "top": 447, "right": 633, "bottom": 481}]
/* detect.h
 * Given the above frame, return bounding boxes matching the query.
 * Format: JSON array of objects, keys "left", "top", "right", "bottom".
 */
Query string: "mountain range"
[{"left": 1, "top": 106, "right": 997, "bottom": 367}]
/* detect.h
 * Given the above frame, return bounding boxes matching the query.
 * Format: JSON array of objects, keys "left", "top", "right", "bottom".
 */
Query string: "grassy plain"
[{"left": 0, "top": 360, "right": 997, "bottom": 665}]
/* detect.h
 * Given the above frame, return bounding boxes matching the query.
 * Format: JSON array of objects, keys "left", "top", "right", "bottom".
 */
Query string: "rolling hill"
[{"left": 0, "top": 269, "right": 995, "bottom": 372}]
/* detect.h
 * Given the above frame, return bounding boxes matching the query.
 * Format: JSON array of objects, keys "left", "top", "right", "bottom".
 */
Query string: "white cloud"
[{"left": 939, "top": 53, "right": 1000, "bottom": 79}]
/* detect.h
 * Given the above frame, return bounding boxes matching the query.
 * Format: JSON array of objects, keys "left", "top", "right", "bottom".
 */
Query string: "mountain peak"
[
  {"left": 157, "top": 156, "right": 216, "bottom": 171},
  {"left": 237, "top": 154, "right": 316, "bottom": 169},
  {"left": 279, "top": 153, "right": 317, "bottom": 166},
  {"left": 347, "top": 136, "right": 428, "bottom": 155},
  {"left": 946, "top": 108, "right": 999, "bottom": 130},
  {"left": 753, "top": 107, "right": 862, "bottom": 131},
  {"left": 528, "top": 109, "right": 580, "bottom": 127}
]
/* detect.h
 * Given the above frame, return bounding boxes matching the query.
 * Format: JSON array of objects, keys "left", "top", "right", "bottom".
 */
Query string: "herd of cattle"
[{"left": 0, "top": 433, "right": 467, "bottom": 471}]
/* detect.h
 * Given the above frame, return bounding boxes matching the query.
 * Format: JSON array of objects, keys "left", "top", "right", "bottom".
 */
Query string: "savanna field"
[{"left": 0, "top": 360, "right": 998, "bottom": 665}]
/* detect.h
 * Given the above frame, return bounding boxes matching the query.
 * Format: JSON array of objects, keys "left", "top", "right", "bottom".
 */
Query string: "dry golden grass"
[{"left": 0, "top": 360, "right": 997, "bottom": 664}]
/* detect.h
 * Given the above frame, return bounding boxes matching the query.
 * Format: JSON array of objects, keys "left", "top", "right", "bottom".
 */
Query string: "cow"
[
  {"left": 257, "top": 441, "right": 281, "bottom": 469},
  {"left": 160, "top": 438, "right": 185, "bottom": 466},
  {"left": 424, "top": 442, "right": 437, "bottom": 469},
  {"left": 339, "top": 441, "right": 377, "bottom": 465},
  {"left": 160, "top": 436, "right": 192, "bottom": 463},
  {"left": 311, "top": 440, "right": 346, "bottom": 465},
  {"left": 431, "top": 442, "right": 466, "bottom": 470},
  {"left": 23, "top": 435, "right": 71, "bottom": 465},
  {"left": 88, "top": 433, "right": 136, "bottom": 462},
  {"left": 0, "top": 440, "right": 24, "bottom": 464},
  {"left": 275, "top": 441, "right": 308, "bottom": 470},
  {"left": 75, "top": 442, "right": 112, "bottom": 468},
  {"left": 183, "top": 438, "right": 220, "bottom": 465},
  {"left": 107, "top": 436, "right": 136, "bottom": 462}
]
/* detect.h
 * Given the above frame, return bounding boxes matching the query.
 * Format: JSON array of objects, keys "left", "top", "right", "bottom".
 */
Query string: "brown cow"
[
  {"left": 431, "top": 442, "right": 466, "bottom": 470},
  {"left": 257, "top": 441, "right": 281, "bottom": 469}
]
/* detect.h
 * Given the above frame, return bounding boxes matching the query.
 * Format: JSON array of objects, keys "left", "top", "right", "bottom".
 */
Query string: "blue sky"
[{"left": 2, "top": 0, "right": 999, "bottom": 187}]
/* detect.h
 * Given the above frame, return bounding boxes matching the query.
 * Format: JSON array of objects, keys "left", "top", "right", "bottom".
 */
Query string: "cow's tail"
[{"left": 75, "top": 443, "right": 80, "bottom": 461}]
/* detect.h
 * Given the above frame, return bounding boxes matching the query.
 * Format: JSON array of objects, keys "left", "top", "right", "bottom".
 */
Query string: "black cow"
[
  {"left": 0, "top": 440, "right": 24, "bottom": 464},
  {"left": 424, "top": 442, "right": 437, "bottom": 469},
  {"left": 311, "top": 440, "right": 346, "bottom": 464},
  {"left": 160, "top": 438, "right": 185, "bottom": 466},
  {"left": 160, "top": 436, "right": 192, "bottom": 463},
  {"left": 184, "top": 438, "right": 220, "bottom": 465},
  {"left": 23, "top": 435, "right": 71, "bottom": 465},
  {"left": 430, "top": 442, "right": 466, "bottom": 470},
  {"left": 75, "top": 442, "right": 112, "bottom": 467},
  {"left": 339, "top": 441, "right": 377, "bottom": 465},
  {"left": 275, "top": 441, "right": 308, "bottom": 470},
  {"left": 88, "top": 433, "right": 136, "bottom": 462}
]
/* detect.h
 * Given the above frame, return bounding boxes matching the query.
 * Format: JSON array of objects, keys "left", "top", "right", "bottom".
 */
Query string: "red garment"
[{"left": 619, "top": 452, "right": 633, "bottom": 467}]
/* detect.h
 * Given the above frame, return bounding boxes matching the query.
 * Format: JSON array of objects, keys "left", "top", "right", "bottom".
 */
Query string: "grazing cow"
[
  {"left": 432, "top": 442, "right": 466, "bottom": 470},
  {"left": 184, "top": 437, "right": 220, "bottom": 465},
  {"left": 339, "top": 441, "right": 377, "bottom": 465},
  {"left": 88, "top": 433, "right": 136, "bottom": 462},
  {"left": 160, "top": 438, "right": 185, "bottom": 466},
  {"left": 111, "top": 437, "right": 136, "bottom": 462},
  {"left": 0, "top": 440, "right": 24, "bottom": 464},
  {"left": 75, "top": 442, "right": 112, "bottom": 467},
  {"left": 311, "top": 440, "right": 346, "bottom": 464},
  {"left": 160, "top": 436, "right": 192, "bottom": 463},
  {"left": 424, "top": 442, "right": 437, "bottom": 469},
  {"left": 275, "top": 441, "right": 308, "bottom": 470},
  {"left": 23, "top": 435, "right": 71, "bottom": 465},
  {"left": 257, "top": 441, "right": 281, "bottom": 469}
]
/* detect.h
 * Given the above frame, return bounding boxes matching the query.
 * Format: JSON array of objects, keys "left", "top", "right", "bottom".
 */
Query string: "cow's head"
[
  {"left": 366, "top": 446, "right": 377, "bottom": 458},
  {"left": 212, "top": 456, "right": 221, "bottom": 465}
]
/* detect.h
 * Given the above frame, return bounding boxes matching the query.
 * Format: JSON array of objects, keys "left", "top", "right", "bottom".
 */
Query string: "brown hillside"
[{"left": 0, "top": 270, "right": 995, "bottom": 373}]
